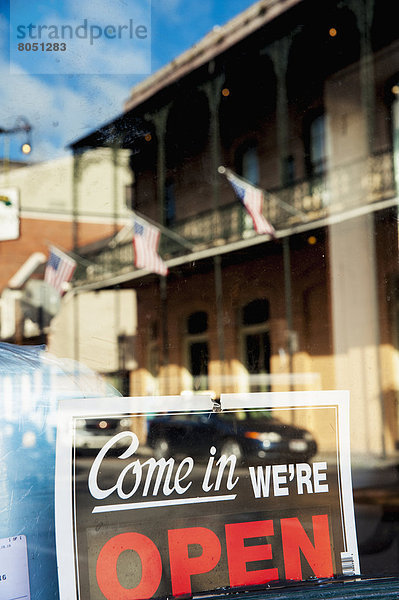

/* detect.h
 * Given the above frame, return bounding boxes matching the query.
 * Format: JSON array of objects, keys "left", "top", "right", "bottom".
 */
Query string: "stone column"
[
  {"left": 201, "top": 72, "right": 225, "bottom": 212},
  {"left": 348, "top": 0, "right": 376, "bottom": 151},
  {"left": 267, "top": 37, "right": 296, "bottom": 392},
  {"left": 146, "top": 105, "right": 171, "bottom": 225},
  {"left": 202, "top": 72, "right": 226, "bottom": 387},
  {"left": 328, "top": 0, "right": 385, "bottom": 456},
  {"left": 266, "top": 37, "right": 292, "bottom": 185},
  {"left": 145, "top": 106, "right": 172, "bottom": 391}
]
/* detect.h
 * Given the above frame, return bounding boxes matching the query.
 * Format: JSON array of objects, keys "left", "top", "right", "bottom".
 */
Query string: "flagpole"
[
  {"left": 44, "top": 241, "right": 93, "bottom": 268},
  {"left": 218, "top": 166, "right": 307, "bottom": 221}
]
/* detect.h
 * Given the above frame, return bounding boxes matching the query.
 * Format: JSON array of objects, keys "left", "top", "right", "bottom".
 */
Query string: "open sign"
[
  {"left": 95, "top": 515, "right": 333, "bottom": 599},
  {"left": 55, "top": 392, "right": 359, "bottom": 600}
]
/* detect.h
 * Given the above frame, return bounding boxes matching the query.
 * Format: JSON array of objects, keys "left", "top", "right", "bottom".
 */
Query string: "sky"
[{"left": 0, "top": 0, "right": 256, "bottom": 162}]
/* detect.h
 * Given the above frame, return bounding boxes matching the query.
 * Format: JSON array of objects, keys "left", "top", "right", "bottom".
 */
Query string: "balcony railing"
[{"left": 75, "top": 149, "right": 396, "bottom": 284}]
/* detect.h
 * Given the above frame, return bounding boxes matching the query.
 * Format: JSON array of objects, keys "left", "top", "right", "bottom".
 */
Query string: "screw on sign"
[{"left": 96, "top": 515, "right": 333, "bottom": 600}]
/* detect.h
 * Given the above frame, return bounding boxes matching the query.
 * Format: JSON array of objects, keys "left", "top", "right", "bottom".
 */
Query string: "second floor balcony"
[{"left": 75, "top": 149, "right": 396, "bottom": 285}]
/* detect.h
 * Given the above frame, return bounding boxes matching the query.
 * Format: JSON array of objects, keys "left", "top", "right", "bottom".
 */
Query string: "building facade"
[
  {"left": 55, "top": 0, "right": 399, "bottom": 458},
  {"left": 0, "top": 148, "right": 133, "bottom": 343}
]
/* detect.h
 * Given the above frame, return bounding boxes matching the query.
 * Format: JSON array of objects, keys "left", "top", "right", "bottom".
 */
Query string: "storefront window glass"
[{"left": 3, "top": 0, "right": 399, "bottom": 597}]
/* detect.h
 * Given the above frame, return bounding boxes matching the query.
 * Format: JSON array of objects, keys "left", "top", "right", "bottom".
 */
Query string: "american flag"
[
  {"left": 225, "top": 170, "right": 276, "bottom": 237},
  {"left": 44, "top": 246, "right": 77, "bottom": 295},
  {"left": 133, "top": 218, "right": 168, "bottom": 276}
]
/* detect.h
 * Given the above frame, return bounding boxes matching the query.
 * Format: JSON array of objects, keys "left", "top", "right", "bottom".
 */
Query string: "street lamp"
[
  {"left": 21, "top": 142, "right": 32, "bottom": 155},
  {"left": 0, "top": 116, "right": 33, "bottom": 155}
]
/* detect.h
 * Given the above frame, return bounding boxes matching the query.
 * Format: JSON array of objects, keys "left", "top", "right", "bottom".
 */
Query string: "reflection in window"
[
  {"left": 105, "top": 372, "right": 130, "bottom": 396},
  {"left": 241, "top": 145, "right": 260, "bottom": 185},
  {"left": 241, "top": 299, "right": 271, "bottom": 392},
  {"left": 283, "top": 154, "right": 295, "bottom": 185},
  {"left": 190, "top": 342, "right": 209, "bottom": 386},
  {"left": 125, "top": 183, "right": 135, "bottom": 211},
  {"left": 391, "top": 82, "right": 399, "bottom": 190},
  {"left": 164, "top": 179, "right": 176, "bottom": 226},
  {"left": 187, "top": 310, "right": 208, "bottom": 334},
  {"left": 186, "top": 311, "right": 209, "bottom": 390},
  {"left": 149, "top": 346, "right": 160, "bottom": 378},
  {"left": 307, "top": 112, "right": 327, "bottom": 177},
  {"left": 243, "top": 298, "right": 270, "bottom": 325},
  {"left": 235, "top": 142, "right": 260, "bottom": 234},
  {"left": 148, "top": 320, "right": 160, "bottom": 387}
]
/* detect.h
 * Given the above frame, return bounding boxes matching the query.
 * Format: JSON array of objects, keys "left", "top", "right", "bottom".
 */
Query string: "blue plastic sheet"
[{"left": 0, "top": 342, "right": 120, "bottom": 599}]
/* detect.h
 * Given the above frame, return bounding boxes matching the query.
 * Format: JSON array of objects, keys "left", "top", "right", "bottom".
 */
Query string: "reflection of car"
[
  {"left": 74, "top": 416, "right": 133, "bottom": 452},
  {"left": 147, "top": 410, "right": 317, "bottom": 463}
]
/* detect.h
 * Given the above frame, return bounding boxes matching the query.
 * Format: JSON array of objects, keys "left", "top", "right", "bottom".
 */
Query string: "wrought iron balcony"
[{"left": 74, "top": 149, "right": 396, "bottom": 285}]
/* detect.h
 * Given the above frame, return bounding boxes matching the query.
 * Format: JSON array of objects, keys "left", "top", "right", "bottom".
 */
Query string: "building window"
[
  {"left": 236, "top": 142, "right": 259, "bottom": 185},
  {"left": 186, "top": 311, "right": 209, "bottom": 390},
  {"left": 283, "top": 154, "right": 295, "bottom": 186},
  {"left": 125, "top": 183, "right": 135, "bottom": 211},
  {"left": 235, "top": 142, "right": 260, "bottom": 234},
  {"left": 305, "top": 111, "right": 328, "bottom": 178},
  {"left": 241, "top": 299, "right": 271, "bottom": 392},
  {"left": 187, "top": 311, "right": 208, "bottom": 335}
]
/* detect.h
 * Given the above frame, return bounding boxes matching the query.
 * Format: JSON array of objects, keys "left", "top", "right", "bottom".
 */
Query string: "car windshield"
[{"left": 219, "top": 409, "right": 272, "bottom": 421}]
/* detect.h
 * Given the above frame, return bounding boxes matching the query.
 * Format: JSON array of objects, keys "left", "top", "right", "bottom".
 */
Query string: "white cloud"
[
  {"left": 156, "top": 0, "right": 183, "bottom": 13},
  {"left": 152, "top": 0, "right": 212, "bottom": 27},
  {"left": 68, "top": 0, "right": 149, "bottom": 26},
  {"left": 0, "top": 62, "right": 133, "bottom": 160},
  {"left": 0, "top": 0, "right": 217, "bottom": 162},
  {"left": 1, "top": 12, "right": 137, "bottom": 161}
]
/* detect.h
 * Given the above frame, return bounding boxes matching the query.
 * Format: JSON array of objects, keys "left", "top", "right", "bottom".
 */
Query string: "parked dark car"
[
  {"left": 74, "top": 416, "right": 133, "bottom": 453},
  {"left": 147, "top": 410, "right": 317, "bottom": 464}
]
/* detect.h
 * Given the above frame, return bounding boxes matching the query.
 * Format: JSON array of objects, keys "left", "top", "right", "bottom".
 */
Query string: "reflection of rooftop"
[
  {"left": 122, "top": 0, "right": 301, "bottom": 113},
  {"left": 0, "top": 159, "right": 33, "bottom": 172}
]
